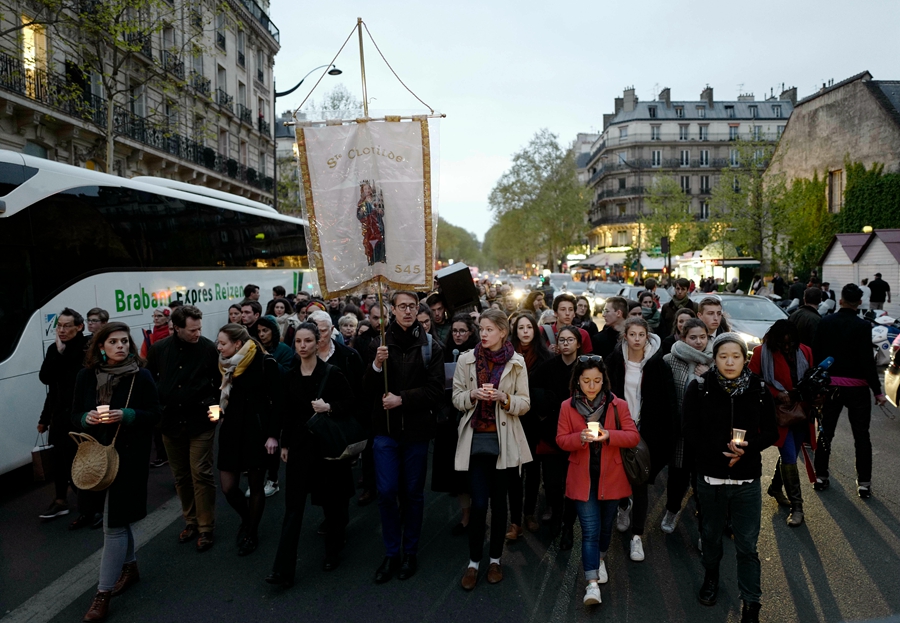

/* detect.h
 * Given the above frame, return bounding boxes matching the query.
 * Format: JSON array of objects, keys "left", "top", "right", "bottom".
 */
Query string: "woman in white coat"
[{"left": 452, "top": 309, "right": 532, "bottom": 591}]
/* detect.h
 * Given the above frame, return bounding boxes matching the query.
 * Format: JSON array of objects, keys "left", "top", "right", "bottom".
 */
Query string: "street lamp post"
[{"left": 272, "top": 64, "right": 342, "bottom": 211}]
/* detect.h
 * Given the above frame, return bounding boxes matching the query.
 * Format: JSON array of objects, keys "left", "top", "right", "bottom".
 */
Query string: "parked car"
[
  {"left": 619, "top": 285, "right": 672, "bottom": 305},
  {"left": 586, "top": 282, "right": 628, "bottom": 315},
  {"left": 690, "top": 292, "right": 788, "bottom": 349}
]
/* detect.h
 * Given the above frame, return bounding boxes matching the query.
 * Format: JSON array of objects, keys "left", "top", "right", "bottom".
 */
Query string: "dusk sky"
[{"left": 270, "top": 0, "right": 900, "bottom": 240}]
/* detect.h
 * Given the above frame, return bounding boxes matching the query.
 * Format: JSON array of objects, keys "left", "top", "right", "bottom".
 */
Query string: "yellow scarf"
[{"left": 218, "top": 340, "right": 257, "bottom": 412}]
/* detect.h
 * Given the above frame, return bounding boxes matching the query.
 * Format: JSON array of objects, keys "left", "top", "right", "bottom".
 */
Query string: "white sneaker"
[
  {"left": 630, "top": 535, "right": 645, "bottom": 562},
  {"left": 597, "top": 560, "right": 608, "bottom": 584},
  {"left": 244, "top": 487, "right": 251, "bottom": 498},
  {"left": 583, "top": 582, "right": 601, "bottom": 605},
  {"left": 660, "top": 510, "right": 681, "bottom": 534},
  {"left": 616, "top": 499, "right": 632, "bottom": 533},
  {"left": 264, "top": 480, "right": 279, "bottom": 497}
]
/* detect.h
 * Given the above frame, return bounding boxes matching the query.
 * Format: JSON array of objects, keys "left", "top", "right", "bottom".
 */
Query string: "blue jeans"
[
  {"left": 373, "top": 436, "right": 429, "bottom": 557},
  {"left": 697, "top": 478, "right": 762, "bottom": 603},
  {"left": 575, "top": 494, "right": 619, "bottom": 581},
  {"left": 778, "top": 427, "right": 804, "bottom": 465}
]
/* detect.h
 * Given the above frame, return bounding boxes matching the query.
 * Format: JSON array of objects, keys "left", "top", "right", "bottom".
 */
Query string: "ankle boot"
[
  {"left": 82, "top": 591, "right": 111, "bottom": 622},
  {"left": 111, "top": 561, "right": 140, "bottom": 596},
  {"left": 766, "top": 459, "right": 791, "bottom": 507},
  {"left": 697, "top": 568, "right": 719, "bottom": 606},
  {"left": 782, "top": 463, "right": 804, "bottom": 527},
  {"left": 741, "top": 600, "right": 761, "bottom": 622}
]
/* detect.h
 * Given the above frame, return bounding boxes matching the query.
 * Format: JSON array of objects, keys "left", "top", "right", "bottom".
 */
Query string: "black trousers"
[
  {"left": 271, "top": 459, "right": 349, "bottom": 579},
  {"left": 541, "top": 454, "right": 576, "bottom": 528},
  {"left": 468, "top": 455, "right": 508, "bottom": 562},
  {"left": 814, "top": 386, "right": 873, "bottom": 483},
  {"left": 507, "top": 461, "right": 540, "bottom": 525}
]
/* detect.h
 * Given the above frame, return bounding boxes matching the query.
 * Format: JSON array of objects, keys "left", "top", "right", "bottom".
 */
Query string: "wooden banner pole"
[
  {"left": 376, "top": 276, "right": 389, "bottom": 398},
  {"left": 357, "top": 17, "right": 369, "bottom": 117}
]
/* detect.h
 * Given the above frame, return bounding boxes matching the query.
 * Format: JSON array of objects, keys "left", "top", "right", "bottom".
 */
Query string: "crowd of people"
[{"left": 34, "top": 275, "right": 886, "bottom": 623}]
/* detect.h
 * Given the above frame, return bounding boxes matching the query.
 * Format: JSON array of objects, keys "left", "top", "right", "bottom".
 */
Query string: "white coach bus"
[{"left": 0, "top": 150, "right": 318, "bottom": 476}]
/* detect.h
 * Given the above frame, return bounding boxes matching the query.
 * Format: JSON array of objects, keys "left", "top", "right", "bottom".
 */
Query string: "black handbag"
[
  {"left": 612, "top": 403, "right": 652, "bottom": 486},
  {"left": 305, "top": 364, "right": 368, "bottom": 460}
]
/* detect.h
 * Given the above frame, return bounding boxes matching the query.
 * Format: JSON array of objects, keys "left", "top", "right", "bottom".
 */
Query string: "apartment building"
[
  {"left": 584, "top": 85, "right": 795, "bottom": 250},
  {"left": 0, "top": 0, "right": 280, "bottom": 203}
]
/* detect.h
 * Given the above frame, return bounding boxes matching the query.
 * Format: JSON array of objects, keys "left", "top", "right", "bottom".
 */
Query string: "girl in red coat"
[
  {"left": 557, "top": 356, "right": 640, "bottom": 607},
  {"left": 748, "top": 319, "right": 815, "bottom": 527}
]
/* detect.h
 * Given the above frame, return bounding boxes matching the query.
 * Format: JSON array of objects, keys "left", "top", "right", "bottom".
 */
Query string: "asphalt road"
[{"left": 2, "top": 389, "right": 899, "bottom": 623}]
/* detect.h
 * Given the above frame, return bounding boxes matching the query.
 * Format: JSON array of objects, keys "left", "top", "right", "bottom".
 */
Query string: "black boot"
[
  {"left": 782, "top": 463, "right": 804, "bottom": 527},
  {"left": 766, "top": 459, "right": 791, "bottom": 507},
  {"left": 697, "top": 568, "right": 719, "bottom": 606},
  {"left": 741, "top": 600, "right": 761, "bottom": 622}
]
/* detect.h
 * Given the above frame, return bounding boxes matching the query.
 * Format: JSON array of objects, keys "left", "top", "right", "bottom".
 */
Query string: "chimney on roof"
[
  {"left": 614, "top": 97, "right": 623, "bottom": 115},
  {"left": 737, "top": 93, "right": 755, "bottom": 102},
  {"left": 700, "top": 86, "right": 713, "bottom": 107},
  {"left": 780, "top": 86, "right": 797, "bottom": 104},
  {"left": 603, "top": 113, "right": 615, "bottom": 130},
  {"left": 623, "top": 87, "right": 637, "bottom": 113},
  {"left": 659, "top": 87, "right": 671, "bottom": 108}
]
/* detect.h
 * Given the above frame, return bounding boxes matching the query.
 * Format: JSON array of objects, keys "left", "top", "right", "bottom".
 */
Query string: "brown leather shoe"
[
  {"left": 82, "top": 591, "right": 111, "bottom": 622},
  {"left": 524, "top": 515, "right": 540, "bottom": 533},
  {"left": 505, "top": 524, "right": 523, "bottom": 541},
  {"left": 178, "top": 524, "right": 198, "bottom": 544},
  {"left": 486, "top": 562, "right": 503, "bottom": 584},
  {"left": 461, "top": 567, "right": 478, "bottom": 591},
  {"left": 197, "top": 532, "right": 214, "bottom": 552},
  {"left": 110, "top": 562, "right": 139, "bottom": 597}
]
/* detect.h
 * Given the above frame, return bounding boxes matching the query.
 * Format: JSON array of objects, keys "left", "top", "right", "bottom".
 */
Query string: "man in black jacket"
[
  {"left": 147, "top": 305, "right": 221, "bottom": 551},
  {"left": 788, "top": 277, "right": 805, "bottom": 303},
  {"left": 591, "top": 296, "right": 627, "bottom": 358},
  {"left": 365, "top": 291, "right": 444, "bottom": 583},
  {"left": 812, "top": 284, "right": 886, "bottom": 499},
  {"left": 788, "top": 287, "right": 822, "bottom": 348},
  {"left": 37, "top": 308, "right": 90, "bottom": 521},
  {"left": 659, "top": 278, "right": 698, "bottom": 338}
]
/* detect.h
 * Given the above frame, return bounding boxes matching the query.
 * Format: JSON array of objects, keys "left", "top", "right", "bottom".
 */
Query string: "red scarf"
[
  {"left": 472, "top": 341, "right": 515, "bottom": 430},
  {"left": 516, "top": 342, "right": 538, "bottom": 372}
]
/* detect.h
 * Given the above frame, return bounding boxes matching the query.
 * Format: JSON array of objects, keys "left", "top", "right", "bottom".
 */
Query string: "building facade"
[
  {"left": 764, "top": 71, "right": 900, "bottom": 214},
  {"left": 584, "top": 85, "right": 795, "bottom": 251},
  {"left": 0, "top": 0, "right": 279, "bottom": 203}
]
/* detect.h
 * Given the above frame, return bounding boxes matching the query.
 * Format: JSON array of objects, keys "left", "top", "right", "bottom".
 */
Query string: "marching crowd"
[{"left": 34, "top": 277, "right": 885, "bottom": 623}]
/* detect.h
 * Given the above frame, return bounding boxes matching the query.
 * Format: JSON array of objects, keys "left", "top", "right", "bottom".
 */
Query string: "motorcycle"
[{"left": 867, "top": 310, "right": 900, "bottom": 366}]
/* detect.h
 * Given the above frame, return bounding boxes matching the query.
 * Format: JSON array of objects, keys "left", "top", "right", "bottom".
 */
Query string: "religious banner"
[{"left": 296, "top": 117, "right": 435, "bottom": 298}]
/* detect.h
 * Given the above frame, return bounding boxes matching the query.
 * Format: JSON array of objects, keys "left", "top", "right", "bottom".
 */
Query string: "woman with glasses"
[
  {"left": 433, "top": 314, "right": 480, "bottom": 534},
  {"left": 529, "top": 325, "right": 583, "bottom": 549},
  {"left": 140, "top": 307, "right": 171, "bottom": 358},
  {"left": 505, "top": 313, "right": 554, "bottom": 538},
  {"left": 605, "top": 317, "right": 676, "bottom": 563},
  {"left": 557, "top": 355, "right": 639, "bottom": 606},
  {"left": 452, "top": 309, "right": 531, "bottom": 590}
]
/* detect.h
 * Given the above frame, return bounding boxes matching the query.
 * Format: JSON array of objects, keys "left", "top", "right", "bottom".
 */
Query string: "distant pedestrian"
[
  {"left": 697, "top": 297, "right": 731, "bottom": 338},
  {"left": 788, "top": 288, "right": 822, "bottom": 348},
  {"left": 659, "top": 307, "right": 697, "bottom": 357},
  {"left": 573, "top": 296, "right": 598, "bottom": 336},
  {"left": 73, "top": 322, "right": 160, "bottom": 622},
  {"left": 859, "top": 278, "right": 871, "bottom": 314},
  {"left": 788, "top": 277, "right": 805, "bottom": 303},
  {"left": 85, "top": 307, "right": 109, "bottom": 338},
  {"left": 591, "top": 296, "right": 627, "bottom": 358},
  {"left": 241, "top": 301, "right": 262, "bottom": 339},
  {"left": 771, "top": 273, "right": 786, "bottom": 298},
  {"left": 868, "top": 273, "right": 891, "bottom": 310},
  {"left": 228, "top": 304, "right": 242, "bottom": 324},
  {"left": 659, "top": 278, "right": 698, "bottom": 338}
]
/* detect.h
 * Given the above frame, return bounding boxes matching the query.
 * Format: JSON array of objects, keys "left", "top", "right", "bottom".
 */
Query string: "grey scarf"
[
  {"left": 95, "top": 357, "right": 140, "bottom": 405},
  {"left": 759, "top": 343, "right": 809, "bottom": 391}
]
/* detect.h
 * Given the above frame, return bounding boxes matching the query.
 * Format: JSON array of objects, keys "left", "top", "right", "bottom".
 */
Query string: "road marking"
[
  {"left": 527, "top": 536, "right": 561, "bottom": 623},
  {"left": 550, "top": 524, "right": 581, "bottom": 623},
  {"left": 3, "top": 496, "right": 181, "bottom": 623}
]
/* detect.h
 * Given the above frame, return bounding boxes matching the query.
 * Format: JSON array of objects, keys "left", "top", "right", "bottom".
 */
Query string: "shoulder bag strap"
[{"left": 111, "top": 375, "right": 136, "bottom": 446}]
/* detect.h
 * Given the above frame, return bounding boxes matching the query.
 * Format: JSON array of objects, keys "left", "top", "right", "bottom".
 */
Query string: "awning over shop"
[{"left": 574, "top": 252, "right": 627, "bottom": 268}]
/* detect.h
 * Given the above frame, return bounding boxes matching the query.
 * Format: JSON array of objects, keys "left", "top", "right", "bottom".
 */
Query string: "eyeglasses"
[
  {"left": 87, "top": 318, "right": 102, "bottom": 324},
  {"left": 452, "top": 328, "right": 470, "bottom": 335},
  {"left": 558, "top": 338, "right": 577, "bottom": 345},
  {"left": 395, "top": 304, "right": 417, "bottom": 312},
  {"left": 578, "top": 355, "right": 603, "bottom": 363}
]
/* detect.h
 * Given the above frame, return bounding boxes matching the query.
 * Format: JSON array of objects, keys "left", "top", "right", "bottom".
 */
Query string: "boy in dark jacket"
[{"left": 365, "top": 291, "right": 444, "bottom": 584}]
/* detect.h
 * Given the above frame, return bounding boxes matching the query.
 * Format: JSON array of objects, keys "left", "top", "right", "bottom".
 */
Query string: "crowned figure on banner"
[{"left": 357, "top": 179, "right": 387, "bottom": 266}]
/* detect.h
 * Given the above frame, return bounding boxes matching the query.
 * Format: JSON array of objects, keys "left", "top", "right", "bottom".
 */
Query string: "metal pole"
[
  {"left": 377, "top": 276, "right": 388, "bottom": 397},
  {"left": 272, "top": 80, "right": 277, "bottom": 211},
  {"left": 357, "top": 17, "right": 369, "bottom": 117}
]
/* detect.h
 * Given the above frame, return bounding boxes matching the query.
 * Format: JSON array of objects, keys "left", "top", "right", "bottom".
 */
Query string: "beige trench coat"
[{"left": 451, "top": 349, "right": 533, "bottom": 472}]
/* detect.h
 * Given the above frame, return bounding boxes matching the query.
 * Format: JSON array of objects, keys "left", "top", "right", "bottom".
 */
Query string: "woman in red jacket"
[
  {"left": 557, "top": 356, "right": 640, "bottom": 607},
  {"left": 748, "top": 319, "right": 815, "bottom": 527}
]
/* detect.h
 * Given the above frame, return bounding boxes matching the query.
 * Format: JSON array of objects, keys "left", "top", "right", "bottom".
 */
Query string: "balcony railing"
[
  {"left": 216, "top": 88, "right": 233, "bottom": 112},
  {"left": 162, "top": 51, "right": 184, "bottom": 80},
  {"left": 237, "top": 103, "right": 252, "bottom": 124},
  {"left": 235, "top": 0, "right": 280, "bottom": 43},
  {"left": 258, "top": 117, "right": 269, "bottom": 135},
  {"left": 0, "top": 51, "right": 273, "bottom": 193},
  {"left": 595, "top": 186, "right": 645, "bottom": 201},
  {"left": 124, "top": 32, "right": 152, "bottom": 58},
  {"left": 190, "top": 71, "right": 210, "bottom": 97},
  {"left": 589, "top": 212, "right": 641, "bottom": 228},
  {"left": 256, "top": 68, "right": 264, "bottom": 84}
]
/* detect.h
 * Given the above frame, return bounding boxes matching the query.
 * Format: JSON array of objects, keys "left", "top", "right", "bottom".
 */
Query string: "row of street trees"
[{"left": 483, "top": 129, "right": 589, "bottom": 271}]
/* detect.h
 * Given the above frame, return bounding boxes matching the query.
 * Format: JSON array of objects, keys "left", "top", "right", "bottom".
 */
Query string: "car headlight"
[{"left": 736, "top": 332, "right": 760, "bottom": 348}]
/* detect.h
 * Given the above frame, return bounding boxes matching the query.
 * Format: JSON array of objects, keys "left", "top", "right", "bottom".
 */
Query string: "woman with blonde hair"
[{"left": 452, "top": 309, "right": 532, "bottom": 590}]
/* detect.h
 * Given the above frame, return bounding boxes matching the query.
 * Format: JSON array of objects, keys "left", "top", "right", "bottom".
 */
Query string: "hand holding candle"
[
  {"left": 97, "top": 405, "right": 110, "bottom": 421},
  {"left": 587, "top": 422, "right": 600, "bottom": 440},
  {"left": 208, "top": 405, "right": 221, "bottom": 422}
]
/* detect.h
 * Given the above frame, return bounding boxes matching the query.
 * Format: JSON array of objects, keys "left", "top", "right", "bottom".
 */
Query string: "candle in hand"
[{"left": 209, "top": 405, "right": 221, "bottom": 421}]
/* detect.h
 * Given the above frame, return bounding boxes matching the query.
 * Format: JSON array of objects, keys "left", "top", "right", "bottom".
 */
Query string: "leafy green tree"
[
  {"left": 641, "top": 175, "right": 693, "bottom": 256},
  {"left": 709, "top": 137, "right": 785, "bottom": 270},
  {"left": 437, "top": 217, "right": 483, "bottom": 266},
  {"left": 488, "top": 129, "right": 589, "bottom": 270}
]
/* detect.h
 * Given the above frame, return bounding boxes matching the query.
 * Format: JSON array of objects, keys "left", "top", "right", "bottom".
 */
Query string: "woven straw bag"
[{"left": 70, "top": 376, "right": 135, "bottom": 492}]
